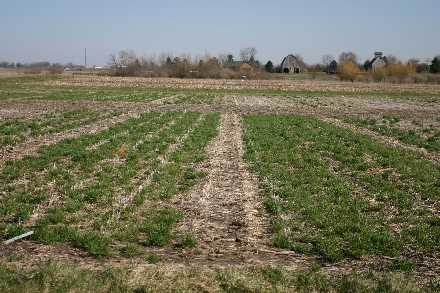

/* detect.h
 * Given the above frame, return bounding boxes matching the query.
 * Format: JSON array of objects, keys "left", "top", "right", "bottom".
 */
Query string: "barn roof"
[
  {"left": 281, "top": 54, "right": 299, "bottom": 64},
  {"left": 368, "top": 52, "right": 387, "bottom": 69}
]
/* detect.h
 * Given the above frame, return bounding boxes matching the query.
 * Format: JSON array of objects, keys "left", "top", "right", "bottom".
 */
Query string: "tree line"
[
  {"left": 105, "top": 47, "right": 270, "bottom": 79},
  {"left": 0, "top": 61, "right": 84, "bottom": 69},
  {"left": 105, "top": 48, "right": 440, "bottom": 80},
  {"left": 2, "top": 47, "right": 439, "bottom": 82}
]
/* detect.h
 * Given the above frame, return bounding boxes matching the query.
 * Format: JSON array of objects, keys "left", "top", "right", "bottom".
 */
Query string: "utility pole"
[{"left": 85, "top": 48, "right": 87, "bottom": 68}]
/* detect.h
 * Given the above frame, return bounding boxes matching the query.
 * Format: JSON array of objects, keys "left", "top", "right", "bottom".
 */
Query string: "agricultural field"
[{"left": 0, "top": 74, "right": 440, "bottom": 292}]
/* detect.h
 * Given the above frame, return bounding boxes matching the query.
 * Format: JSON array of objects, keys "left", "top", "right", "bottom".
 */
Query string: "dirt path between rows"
[{"left": 168, "top": 112, "right": 302, "bottom": 266}]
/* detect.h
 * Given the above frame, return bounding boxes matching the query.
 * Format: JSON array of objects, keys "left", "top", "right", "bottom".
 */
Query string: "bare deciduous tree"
[
  {"left": 321, "top": 54, "right": 334, "bottom": 73},
  {"left": 292, "top": 54, "right": 308, "bottom": 71},
  {"left": 139, "top": 55, "right": 157, "bottom": 76},
  {"left": 107, "top": 50, "right": 142, "bottom": 76},
  {"left": 407, "top": 58, "right": 419, "bottom": 67},
  {"left": 218, "top": 53, "right": 234, "bottom": 67},
  {"left": 1, "top": 61, "right": 11, "bottom": 68},
  {"left": 308, "top": 64, "right": 322, "bottom": 80},
  {"left": 107, "top": 53, "right": 118, "bottom": 68},
  {"left": 118, "top": 50, "right": 137, "bottom": 67},
  {"left": 386, "top": 54, "right": 399, "bottom": 64},
  {"left": 158, "top": 52, "right": 172, "bottom": 67},
  {"left": 339, "top": 51, "right": 358, "bottom": 63},
  {"left": 239, "top": 47, "right": 257, "bottom": 61}
]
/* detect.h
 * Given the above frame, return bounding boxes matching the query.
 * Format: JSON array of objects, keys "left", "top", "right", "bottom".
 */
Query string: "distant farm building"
[
  {"left": 227, "top": 61, "right": 261, "bottom": 72},
  {"left": 281, "top": 54, "right": 300, "bottom": 73},
  {"left": 368, "top": 52, "right": 387, "bottom": 71}
]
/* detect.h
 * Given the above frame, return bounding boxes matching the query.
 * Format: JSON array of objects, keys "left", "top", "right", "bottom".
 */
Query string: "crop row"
[
  {"left": 343, "top": 115, "right": 440, "bottom": 152},
  {"left": 1, "top": 83, "right": 218, "bottom": 104},
  {"left": 0, "top": 109, "right": 122, "bottom": 148},
  {"left": 242, "top": 114, "right": 440, "bottom": 262},
  {"left": 0, "top": 110, "right": 220, "bottom": 257}
]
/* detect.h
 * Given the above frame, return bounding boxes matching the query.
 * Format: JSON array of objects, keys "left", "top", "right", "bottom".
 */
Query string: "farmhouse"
[
  {"left": 280, "top": 54, "right": 301, "bottom": 73},
  {"left": 368, "top": 52, "right": 387, "bottom": 71},
  {"left": 227, "top": 61, "right": 261, "bottom": 72}
]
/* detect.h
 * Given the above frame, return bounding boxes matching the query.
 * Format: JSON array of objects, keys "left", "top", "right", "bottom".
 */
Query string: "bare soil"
[{"left": 1, "top": 77, "right": 440, "bottom": 278}]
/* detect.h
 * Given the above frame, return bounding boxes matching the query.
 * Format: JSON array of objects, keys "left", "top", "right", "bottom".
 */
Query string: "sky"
[{"left": 1, "top": 0, "right": 440, "bottom": 67}]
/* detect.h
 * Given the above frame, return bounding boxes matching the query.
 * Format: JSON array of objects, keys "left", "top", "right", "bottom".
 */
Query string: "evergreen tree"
[
  {"left": 431, "top": 57, "right": 440, "bottom": 74},
  {"left": 265, "top": 60, "right": 274, "bottom": 73},
  {"left": 363, "top": 60, "right": 371, "bottom": 71},
  {"left": 329, "top": 60, "right": 338, "bottom": 73}
]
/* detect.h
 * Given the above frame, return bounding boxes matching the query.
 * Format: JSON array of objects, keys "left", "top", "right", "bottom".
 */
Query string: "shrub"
[
  {"left": 337, "top": 60, "right": 360, "bottom": 82},
  {"left": 23, "top": 67, "right": 43, "bottom": 75},
  {"left": 387, "top": 62, "right": 416, "bottom": 83},
  {"left": 411, "top": 73, "right": 427, "bottom": 84},
  {"left": 427, "top": 75, "right": 440, "bottom": 84},
  {"left": 47, "top": 67, "right": 63, "bottom": 74}
]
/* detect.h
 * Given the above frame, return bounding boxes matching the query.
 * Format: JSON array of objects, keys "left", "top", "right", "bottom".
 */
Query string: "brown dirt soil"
[{"left": 1, "top": 77, "right": 440, "bottom": 278}]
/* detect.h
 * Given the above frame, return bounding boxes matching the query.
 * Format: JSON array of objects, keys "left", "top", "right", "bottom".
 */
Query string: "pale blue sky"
[{"left": 1, "top": 0, "right": 439, "bottom": 67}]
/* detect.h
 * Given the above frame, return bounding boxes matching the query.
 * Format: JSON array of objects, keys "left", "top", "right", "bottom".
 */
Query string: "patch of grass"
[
  {"left": 180, "top": 234, "right": 198, "bottom": 248},
  {"left": 145, "top": 253, "right": 164, "bottom": 264},
  {"left": 121, "top": 243, "right": 143, "bottom": 257},
  {"left": 32, "top": 224, "right": 111, "bottom": 258},
  {"left": 260, "top": 266, "right": 286, "bottom": 286},
  {"left": 73, "top": 232, "right": 112, "bottom": 258},
  {"left": 139, "top": 206, "right": 182, "bottom": 246},
  {"left": 0, "top": 260, "right": 437, "bottom": 292},
  {"left": 7, "top": 253, "right": 23, "bottom": 262},
  {"left": 385, "top": 259, "right": 415, "bottom": 272}
]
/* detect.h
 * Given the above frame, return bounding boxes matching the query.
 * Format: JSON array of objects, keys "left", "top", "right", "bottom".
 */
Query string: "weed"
[
  {"left": 7, "top": 253, "right": 23, "bottom": 262},
  {"left": 145, "top": 253, "right": 164, "bottom": 264},
  {"left": 385, "top": 259, "right": 415, "bottom": 272},
  {"left": 121, "top": 244, "right": 143, "bottom": 257},
  {"left": 260, "top": 266, "right": 286, "bottom": 285},
  {"left": 181, "top": 234, "right": 198, "bottom": 248}
]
